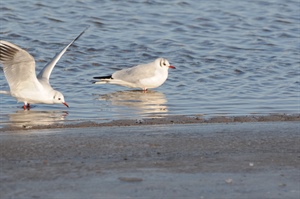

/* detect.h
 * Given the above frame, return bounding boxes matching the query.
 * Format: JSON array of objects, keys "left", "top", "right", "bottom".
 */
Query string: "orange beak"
[{"left": 63, "top": 102, "right": 69, "bottom": 108}]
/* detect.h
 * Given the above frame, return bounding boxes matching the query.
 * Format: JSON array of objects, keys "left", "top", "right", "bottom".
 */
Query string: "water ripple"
[{"left": 0, "top": 0, "right": 299, "bottom": 127}]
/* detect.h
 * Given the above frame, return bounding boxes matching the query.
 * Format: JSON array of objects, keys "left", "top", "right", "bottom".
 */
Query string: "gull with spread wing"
[{"left": 0, "top": 27, "right": 88, "bottom": 110}]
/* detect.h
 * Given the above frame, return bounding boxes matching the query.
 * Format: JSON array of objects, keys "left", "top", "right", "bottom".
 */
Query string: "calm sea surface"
[{"left": 0, "top": 0, "right": 299, "bottom": 128}]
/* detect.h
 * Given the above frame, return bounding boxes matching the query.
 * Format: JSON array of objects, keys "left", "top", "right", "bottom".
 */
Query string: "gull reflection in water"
[
  {"left": 98, "top": 90, "right": 168, "bottom": 116},
  {"left": 7, "top": 110, "right": 68, "bottom": 128}
]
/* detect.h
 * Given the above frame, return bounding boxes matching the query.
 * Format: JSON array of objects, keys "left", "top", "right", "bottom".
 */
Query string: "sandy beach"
[{"left": 0, "top": 116, "right": 299, "bottom": 199}]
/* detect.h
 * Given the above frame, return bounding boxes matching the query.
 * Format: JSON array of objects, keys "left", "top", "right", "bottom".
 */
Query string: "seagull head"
[
  {"left": 157, "top": 58, "right": 176, "bottom": 70},
  {"left": 52, "top": 91, "right": 69, "bottom": 108}
]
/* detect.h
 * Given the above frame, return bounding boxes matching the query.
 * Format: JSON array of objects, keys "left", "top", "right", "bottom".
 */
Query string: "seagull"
[
  {"left": 93, "top": 58, "right": 175, "bottom": 91},
  {"left": 0, "top": 26, "right": 88, "bottom": 110}
]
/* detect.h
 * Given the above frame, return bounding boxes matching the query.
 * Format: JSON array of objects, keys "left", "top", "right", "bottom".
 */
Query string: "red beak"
[
  {"left": 169, "top": 65, "right": 176, "bottom": 69},
  {"left": 63, "top": 102, "right": 69, "bottom": 108}
]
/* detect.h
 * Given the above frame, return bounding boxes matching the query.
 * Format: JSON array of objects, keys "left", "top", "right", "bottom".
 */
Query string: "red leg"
[{"left": 23, "top": 103, "right": 31, "bottom": 110}]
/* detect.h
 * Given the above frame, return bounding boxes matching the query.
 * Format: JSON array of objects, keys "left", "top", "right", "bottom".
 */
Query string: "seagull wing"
[
  {"left": 112, "top": 62, "right": 156, "bottom": 83},
  {"left": 37, "top": 26, "right": 89, "bottom": 82},
  {"left": 0, "top": 40, "right": 40, "bottom": 92}
]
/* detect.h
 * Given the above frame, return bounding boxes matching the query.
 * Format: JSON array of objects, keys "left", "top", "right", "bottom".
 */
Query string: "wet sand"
[
  {"left": 1, "top": 113, "right": 299, "bottom": 131},
  {"left": 0, "top": 118, "right": 300, "bottom": 198}
]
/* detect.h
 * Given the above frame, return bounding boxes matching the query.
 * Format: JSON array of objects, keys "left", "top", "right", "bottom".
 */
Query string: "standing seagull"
[
  {"left": 93, "top": 58, "right": 175, "bottom": 91},
  {"left": 0, "top": 27, "right": 88, "bottom": 110}
]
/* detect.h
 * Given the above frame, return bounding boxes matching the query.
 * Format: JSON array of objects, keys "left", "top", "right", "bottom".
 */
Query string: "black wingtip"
[
  {"left": 73, "top": 25, "right": 90, "bottom": 43},
  {"left": 93, "top": 75, "right": 113, "bottom": 79}
]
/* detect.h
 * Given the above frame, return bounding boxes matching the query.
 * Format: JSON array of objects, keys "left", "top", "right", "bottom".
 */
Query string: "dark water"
[{"left": 0, "top": 0, "right": 299, "bottom": 128}]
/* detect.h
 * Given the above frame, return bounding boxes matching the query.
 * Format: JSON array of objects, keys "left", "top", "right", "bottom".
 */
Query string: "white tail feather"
[{"left": 93, "top": 81, "right": 107, "bottom": 84}]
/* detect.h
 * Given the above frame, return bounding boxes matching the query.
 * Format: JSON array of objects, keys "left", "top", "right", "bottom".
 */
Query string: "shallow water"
[{"left": 0, "top": 0, "right": 299, "bottom": 128}]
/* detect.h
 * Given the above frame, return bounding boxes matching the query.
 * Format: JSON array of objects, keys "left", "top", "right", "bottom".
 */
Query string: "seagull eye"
[
  {"left": 58, "top": 98, "right": 61, "bottom": 100},
  {"left": 160, "top": 60, "right": 166, "bottom": 67}
]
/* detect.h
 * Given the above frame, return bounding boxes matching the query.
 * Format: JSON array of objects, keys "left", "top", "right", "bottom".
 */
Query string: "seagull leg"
[{"left": 23, "top": 102, "right": 30, "bottom": 110}]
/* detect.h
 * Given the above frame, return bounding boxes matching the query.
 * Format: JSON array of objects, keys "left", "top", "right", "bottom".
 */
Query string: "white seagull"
[
  {"left": 0, "top": 27, "right": 88, "bottom": 110},
  {"left": 93, "top": 58, "right": 175, "bottom": 91}
]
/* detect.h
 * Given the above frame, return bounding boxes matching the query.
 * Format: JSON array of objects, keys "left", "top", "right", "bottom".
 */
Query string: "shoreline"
[{"left": 1, "top": 113, "right": 299, "bottom": 131}]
